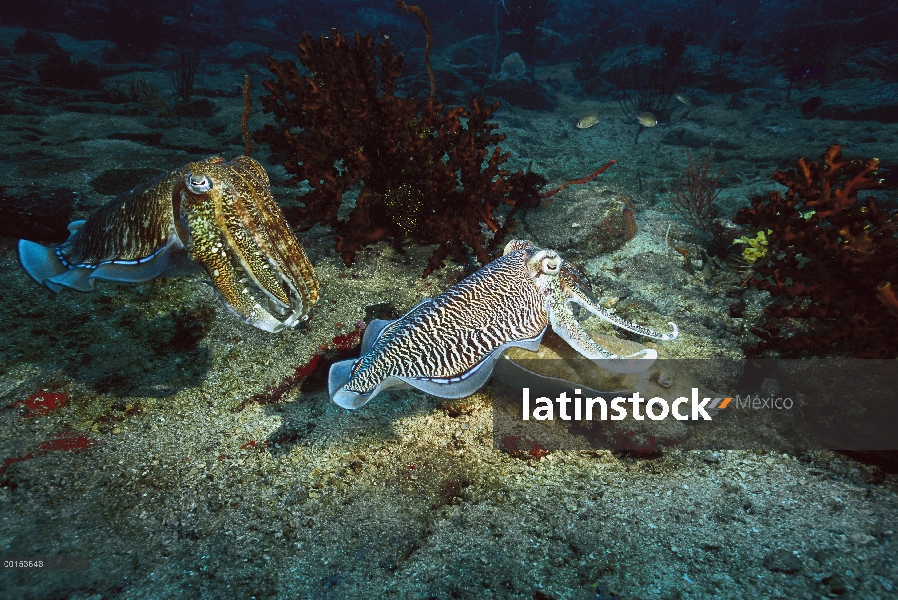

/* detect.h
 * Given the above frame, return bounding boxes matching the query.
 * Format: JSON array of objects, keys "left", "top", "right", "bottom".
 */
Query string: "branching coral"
[
  {"left": 734, "top": 145, "right": 894, "bottom": 357},
  {"left": 672, "top": 143, "right": 724, "bottom": 231},
  {"left": 36, "top": 47, "right": 101, "bottom": 90},
  {"left": 614, "top": 54, "right": 691, "bottom": 141},
  {"left": 254, "top": 30, "right": 540, "bottom": 276}
]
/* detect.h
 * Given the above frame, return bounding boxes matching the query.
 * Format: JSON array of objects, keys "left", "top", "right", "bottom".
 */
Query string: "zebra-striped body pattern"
[{"left": 329, "top": 240, "right": 677, "bottom": 409}]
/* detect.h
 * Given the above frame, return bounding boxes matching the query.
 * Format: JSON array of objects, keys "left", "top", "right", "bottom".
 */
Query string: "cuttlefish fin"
[
  {"left": 67, "top": 219, "right": 86, "bottom": 233},
  {"left": 19, "top": 235, "right": 191, "bottom": 294},
  {"left": 329, "top": 359, "right": 413, "bottom": 409},
  {"left": 328, "top": 318, "right": 409, "bottom": 410},
  {"left": 18, "top": 239, "right": 68, "bottom": 292}
]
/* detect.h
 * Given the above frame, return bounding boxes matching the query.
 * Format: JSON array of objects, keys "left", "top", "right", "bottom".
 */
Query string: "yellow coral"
[{"left": 733, "top": 230, "right": 769, "bottom": 264}]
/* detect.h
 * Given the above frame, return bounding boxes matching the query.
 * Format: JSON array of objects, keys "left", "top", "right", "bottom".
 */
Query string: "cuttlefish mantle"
[
  {"left": 329, "top": 240, "right": 678, "bottom": 409},
  {"left": 18, "top": 156, "right": 319, "bottom": 333}
]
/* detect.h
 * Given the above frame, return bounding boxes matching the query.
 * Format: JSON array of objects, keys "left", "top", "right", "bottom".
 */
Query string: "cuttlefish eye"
[
  {"left": 541, "top": 254, "right": 561, "bottom": 274},
  {"left": 185, "top": 172, "right": 213, "bottom": 194}
]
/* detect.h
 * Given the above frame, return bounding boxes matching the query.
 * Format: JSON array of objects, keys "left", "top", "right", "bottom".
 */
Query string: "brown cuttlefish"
[{"left": 18, "top": 156, "right": 319, "bottom": 333}]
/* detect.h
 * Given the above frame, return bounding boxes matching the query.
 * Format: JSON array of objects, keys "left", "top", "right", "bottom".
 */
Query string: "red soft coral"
[
  {"left": 254, "top": 31, "right": 539, "bottom": 276},
  {"left": 734, "top": 145, "right": 895, "bottom": 357}
]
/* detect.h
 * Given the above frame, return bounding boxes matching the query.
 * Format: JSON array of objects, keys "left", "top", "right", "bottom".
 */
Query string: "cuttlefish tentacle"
[
  {"left": 227, "top": 156, "right": 317, "bottom": 308},
  {"left": 329, "top": 239, "right": 678, "bottom": 409},
  {"left": 531, "top": 248, "right": 667, "bottom": 368},
  {"left": 554, "top": 263, "right": 678, "bottom": 344},
  {"left": 18, "top": 156, "right": 318, "bottom": 333}
]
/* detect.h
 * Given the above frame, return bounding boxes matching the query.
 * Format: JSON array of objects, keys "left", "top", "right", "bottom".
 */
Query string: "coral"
[
  {"left": 732, "top": 230, "right": 769, "bottom": 264},
  {"left": 395, "top": 0, "right": 435, "bottom": 97},
  {"left": 254, "top": 30, "right": 541, "bottom": 276},
  {"left": 672, "top": 144, "right": 725, "bottom": 231},
  {"left": 36, "top": 47, "right": 102, "bottom": 90},
  {"left": 540, "top": 160, "right": 615, "bottom": 200},
  {"left": 613, "top": 53, "right": 692, "bottom": 140},
  {"left": 103, "top": 77, "right": 176, "bottom": 117},
  {"left": 734, "top": 145, "right": 894, "bottom": 357},
  {"left": 171, "top": 45, "right": 200, "bottom": 102}
]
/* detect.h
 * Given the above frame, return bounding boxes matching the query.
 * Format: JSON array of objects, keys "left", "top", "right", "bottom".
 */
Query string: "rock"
[
  {"left": 822, "top": 574, "right": 849, "bottom": 595},
  {"left": 433, "top": 69, "right": 468, "bottom": 92},
  {"left": 848, "top": 533, "right": 876, "bottom": 546},
  {"left": 175, "top": 98, "right": 217, "bottom": 119},
  {"left": 481, "top": 79, "right": 556, "bottom": 111},
  {"left": 497, "top": 53, "right": 527, "bottom": 80},
  {"left": 762, "top": 549, "right": 801, "bottom": 573},
  {"left": 220, "top": 41, "right": 269, "bottom": 65},
  {"left": 701, "top": 451, "right": 721, "bottom": 464},
  {"left": 524, "top": 186, "right": 636, "bottom": 259},
  {"left": 14, "top": 29, "right": 59, "bottom": 54},
  {"left": 160, "top": 127, "right": 220, "bottom": 154},
  {"left": 0, "top": 186, "right": 76, "bottom": 243},
  {"left": 815, "top": 103, "right": 898, "bottom": 124}
]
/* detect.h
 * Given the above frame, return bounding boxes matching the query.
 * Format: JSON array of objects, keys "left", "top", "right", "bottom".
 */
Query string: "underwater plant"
[
  {"left": 734, "top": 145, "right": 895, "bottom": 358},
  {"left": 103, "top": 77, "right": 177, "bottom": 118},
  {"left": 671, "top": 143, "right": 725, "bottom": 231},
  {"left": 613, "top": 54, "right": 692, "bottom": 141},
  {"left": 254, "top": 30, "right": 542, "bottom": 277},
  {"left": 171, "top": 45, "right": 200, "bottom": 102},
  {"left": 35, "top": 46, "right": 102, "bottom": 90}
]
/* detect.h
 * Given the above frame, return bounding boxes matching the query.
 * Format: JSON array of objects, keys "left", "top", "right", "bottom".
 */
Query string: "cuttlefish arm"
[
  {"left": 550, "top": 261, "right": 677, "bottom": 372},
  {"left": 17, "top": 156, "right": 319, "bottom": 333}
]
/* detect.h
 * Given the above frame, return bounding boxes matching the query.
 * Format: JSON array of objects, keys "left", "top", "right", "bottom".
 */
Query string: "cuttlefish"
[
  {"left": 18, "top": 156, "right": 319, "bottom": 332},
  {"left": 329, "top": 240, "right": 677, "bottom": 409}
]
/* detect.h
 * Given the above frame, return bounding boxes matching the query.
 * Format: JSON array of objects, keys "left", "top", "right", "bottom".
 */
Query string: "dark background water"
[{"left": 3, "top": 0, "right": 896, "bottom": 88}]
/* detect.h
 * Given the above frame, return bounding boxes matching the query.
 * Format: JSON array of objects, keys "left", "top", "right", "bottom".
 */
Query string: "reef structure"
[
  {"left": 254, "top": 30, "right": 541, "bottom": 277},
  {"left": 734, "top": 145, "right": 893, "bottom": 357}
]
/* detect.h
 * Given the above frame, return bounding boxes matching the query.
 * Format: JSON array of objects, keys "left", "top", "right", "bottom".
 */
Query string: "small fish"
[
  {"left": 576, "top": 114, "right": 600, "bottom": 129},
  {"left": 674, "top": 93, "right": 693, "bottom": 108},
  {"left": 637, "top": 112, "right": 658, "bottom": 127}
]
